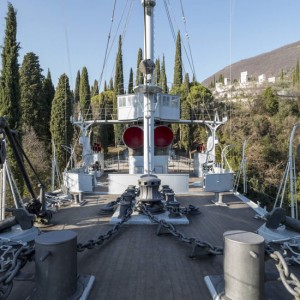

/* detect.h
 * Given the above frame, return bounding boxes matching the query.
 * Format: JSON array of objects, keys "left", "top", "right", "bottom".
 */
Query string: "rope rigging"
[
  {"left": 98, "top": 0, "right": 117, "bottom": 91},
  {"left": 179, "top": 0, "right": 196, "bottom": 81},
  {"left": 108, "top": 0, "right": 134, "bottom": 87},
  {"left": 163, "top": 0, "right": 196, "bottom": 83}
]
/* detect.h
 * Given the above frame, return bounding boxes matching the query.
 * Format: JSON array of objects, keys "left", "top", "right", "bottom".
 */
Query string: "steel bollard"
[
  {"left": 168, "top": 201, "right": 181, "bottom": 218},
  {"left": 223, "top": 230, "right": 265, "bottom": 300},
  {"left": 118, "top": 201, "right": 131, "bottom": 219},
  {"left": 35, "top": 230, "right": 78, "bottom": 300},
  {"left": 165, "top": 192, "right": 175, "bottom": 204},
  {"left": 79, "top": 192, "right": 83, "bottom": 202},
  {"left": 73, "top": 194, "right": 79, "bottom": 204}
]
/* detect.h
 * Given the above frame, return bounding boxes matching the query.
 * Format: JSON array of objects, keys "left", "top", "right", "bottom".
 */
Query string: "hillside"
[{"left": 202, "top": 40, "right": 300, "bottom": 86}]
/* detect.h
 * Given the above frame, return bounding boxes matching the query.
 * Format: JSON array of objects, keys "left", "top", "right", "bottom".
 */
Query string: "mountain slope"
[{"left": 202, "top": 40, "right": 300, "bottom": 86}]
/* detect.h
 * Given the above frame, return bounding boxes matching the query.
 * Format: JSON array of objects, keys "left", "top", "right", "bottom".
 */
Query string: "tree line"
[{"left": 1, "top": 3, "right": 300, "bottom": 213}]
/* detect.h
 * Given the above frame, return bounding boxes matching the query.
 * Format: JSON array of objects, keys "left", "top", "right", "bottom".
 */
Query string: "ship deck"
[{"left": 8, "top": 174, "right": 300, "bottom": 300}]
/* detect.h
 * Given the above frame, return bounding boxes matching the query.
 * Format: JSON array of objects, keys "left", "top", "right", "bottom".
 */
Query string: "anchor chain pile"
[
  {"left": 0, "top": 240, "right": 35, "bottom": 299},
  {"left": 166, "top": 204, "right": 200, "bottom": 216},
  {"left": 269, "top": 250, "right": 300, "bottom": 299},
  {"left": 265, "top": 238, "right": 300, "bottom": 299}
]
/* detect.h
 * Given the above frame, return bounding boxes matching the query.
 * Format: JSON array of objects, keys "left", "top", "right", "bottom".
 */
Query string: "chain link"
[
  {"left": 179, "top": 204, "right": 201, "bottom": 215},
  {"left": 165, "top": 204, "right": 201, "bottom": 215},
  {"left": 0, "top": 240, "right": 35, "bottom": 300},
  {"left": 270, "top": 250, "right": 300, "bottom": 299},
  {"left": 140, "top": 203, "right": 223, "bottom": 255},
  {"left": 99, "top": 197, "right": 122, "bottom": 214},
  {"left": 77, "top": 204, "right": 133, "bottom": 252}
]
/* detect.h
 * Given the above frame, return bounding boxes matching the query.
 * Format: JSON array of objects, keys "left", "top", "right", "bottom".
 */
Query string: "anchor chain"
[
  {"left": 166, "top": 204, "right": 201, "bottom": 215},
  {"left": 140, "top": 203, "right": 223, "bottom": 255},
  {"left": 0, "top": 241, "right": 35, "bottom": 300},
  {"left": 99, "top": 197, "right": 122, "bottom": 215},
  {"left": 270, "top": 251, "right": 300, "bottom": 299},
  {"left": 77, "top": 203, "right": 133, "bottom": 252}
]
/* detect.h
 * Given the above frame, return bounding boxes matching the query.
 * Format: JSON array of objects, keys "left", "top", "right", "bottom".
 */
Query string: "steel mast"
[{"left": 134, "top": 0, "right": 162, "bottom": 175}]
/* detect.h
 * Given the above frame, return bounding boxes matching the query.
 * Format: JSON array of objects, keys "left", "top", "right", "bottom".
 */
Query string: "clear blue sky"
[{"left": 0, "top": 0, "right": 300, "bottom": 90}]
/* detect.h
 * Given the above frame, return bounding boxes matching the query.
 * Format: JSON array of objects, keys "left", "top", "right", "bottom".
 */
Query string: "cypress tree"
[
  {"left": 293, "top": 60, "right": 300, "bottom": 86},
  {"left": 174, "top": 73, "right": 191, "bottom": 146},
  {"left": 0, "top": 3, "right": 23, "bottom": 198},
  {"left": 280, "top": 69, "right": 284, "bottom": 82},
  {"left": 154, "top": 58, "right": 161, "bottom": 86},
  {"left": 104, "top": 80, "right": 107, "bottom": 92},
  {"left": 109, "top": 78, "right": 114, "bottom": 91},
  {"left": 42, "top": 69, "right": 55, "bottom": 145},
  {"left": 192, "top": 73, "right": 197, "bottom": 85},
  {"left": 74, "top": 70, "right": 80, "bottom": 103},
  {"left": 180, "top": 100, "right": 192, "bottom": 153},
  {"left": 128, "top": 68, "right": 134, "bottom": 94},
  {"left": 262, "top": 86, "right": 279, "bottom": 116},
  {"left": 95, "top": 90, "right": 114, "bottom": 154},
  {"left": 50, "top": 74, "right": 73, "bottom": 173},
  {"left": 173, "top": 31, "right": 182, "bottom": 89},
  {"left": 218, "top": 74, "right": 224, "bottom": 84},
  {"left": 113, "top": 36, "right": 125, "bottom": 146},
  {"left": 160, "top": 55, "right": 168, "bottom": 93},
  {"left": 136, "top": 48, "right": 143, "bottom": 85},
  {"left": 91, "top": 79, "right": 99, "bottom": 97},
  {"left": 19, "top": 52, "right": 44, "bottom": 135},
  {"left": 114, "top": 36, "right": 124, "bottom": 95},
  {"left": 79, "top": 66, "right": 91, "bottom": 117},
  {"left": 182, "top": 73, "right": 190, "bottom": 98},
  {"left": 0, "top": 3, "right": 21, "bottom": 128}
]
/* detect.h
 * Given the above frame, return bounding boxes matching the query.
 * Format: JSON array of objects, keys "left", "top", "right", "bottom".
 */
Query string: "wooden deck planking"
[{"left": 8, "top": 193, "right": 297, "bottom": 300}]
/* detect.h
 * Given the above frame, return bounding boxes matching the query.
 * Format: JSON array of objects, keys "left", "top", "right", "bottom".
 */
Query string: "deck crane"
[{"left": 0, "top": 117, "right": 52, "bottom": 232}]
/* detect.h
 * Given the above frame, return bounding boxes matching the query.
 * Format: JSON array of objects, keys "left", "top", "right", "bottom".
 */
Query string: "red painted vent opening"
[
  {"left": 123, "top": 126, "right": 143, "bottom": 149},
  {"left": 154, "top": 126, "right": 174, "bottom": 148}
]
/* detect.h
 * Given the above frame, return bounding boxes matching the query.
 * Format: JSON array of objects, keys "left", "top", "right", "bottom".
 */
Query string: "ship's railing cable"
[{"left": 140, "top": 202, "right": 223, "bottom": 256}]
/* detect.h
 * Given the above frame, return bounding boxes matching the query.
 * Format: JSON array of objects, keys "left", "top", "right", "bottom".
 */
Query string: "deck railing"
[
  {"left": 104, "top": 155, "right": 193, "bottom": 174},
  {"left": 168, "top": 155, "right": 193, "bottom": 174},
  {"left": 72, "top": 105, "right": 224, "bottom": 123},
  {"left": 104, "top": 156, "right": 129, "bottom": 172}
]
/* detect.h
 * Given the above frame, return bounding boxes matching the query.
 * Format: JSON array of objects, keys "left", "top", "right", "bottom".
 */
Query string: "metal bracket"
[
  {"left": 189, "top": 244, "right": 211, "bottom": 258},
  {"left": 156, "top": 223, "right": 171, "bottom": 236}
]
